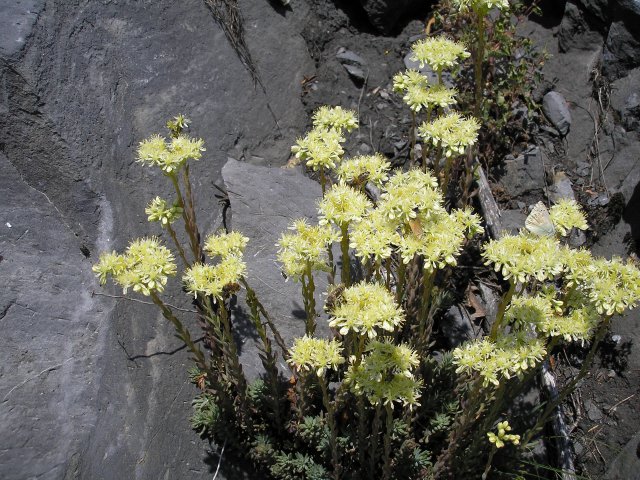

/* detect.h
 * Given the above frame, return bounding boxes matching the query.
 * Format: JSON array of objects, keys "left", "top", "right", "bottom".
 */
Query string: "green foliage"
[
  {"left": 190, "top": 393, "right": 220, "bottom": 437},
  {"left": 270, "top": 452, "right": 330, "bottom": 480}
]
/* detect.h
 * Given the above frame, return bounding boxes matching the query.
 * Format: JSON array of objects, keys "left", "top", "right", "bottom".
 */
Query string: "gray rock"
[
  {"left": 501, "top": 146, "right": 547, "bottom": 197},
  {"left": 604, "top": 20, "right": 640, "bottom": 79},
  {"left": 604, "top": 431, "right": 640, "bottom": 479},
  {"left": 584, "top": 399, "right": 604, "bottom": 422},
  {"left": 440, "top": 305, "right": 481, "bottom": 348},
  {"left": 610, "top": 67, "right": 640, "bottom": 132},
  {"left": 500, "top": 209, "right": 527, "bottom": 234},
  {"left": 222, "top": 159, "right": 332, "bottom": 377},
  {"left": 543, "top": 91, "right": 573, "bottom": 136},
  {"left": 559, "top": 1, "right": 606, "bottom": 52},
  {"left": 0, "top": 0, "right": 315, "bottom": 478},
  {"left": 358, "top": 0, "right": 424, "bottom": 33},
  {"left": 547, "top": 171, "right": 576, "bottom": 204},
  {"left": 343, "top": 63, "right": 367, "bottom": 82},
  {"left": 336, "top": 49, "right": 366, "bottom": 66},
  {"left": 577, "top": 0, "right": 612, "bottom": 22}
]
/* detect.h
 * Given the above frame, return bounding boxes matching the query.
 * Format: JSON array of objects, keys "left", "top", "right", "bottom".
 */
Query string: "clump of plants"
[
  {"left": 93, "top": 107, "right": 640, "bottom": 478},
  {"left": 91, "top": 4, "right": 639, "bottom": 478},
  {"left": 430, "top": 0, "right": 546, "bottom": 168}
]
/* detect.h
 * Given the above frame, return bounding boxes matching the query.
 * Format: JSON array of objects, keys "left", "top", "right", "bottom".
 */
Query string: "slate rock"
[
  {"left": 603, "top": 0, "right": 640, "bottom": 80},
  {"left": 0, "top": 0, "right": 316, "bottom": 478},
  {"left": 603, "top": 20, "right": 640, "bottom": 79},
  {"left": 441, "top": 305, "right": 480, "bottom": 349},
  {"left": 583, "top": 399, "right": 604, "bottom": 422},
  {"left": 0, "top": 152, "right": 110, "bottom": 480},
  {"left": 577, "top": 0, "right": 612, "bottom": 22},
  {"left": 603, "top": 431, "right": 640, "bottom": 479},
  {"left": 543, "top": 91, "right": 572, "bottom": 136},
  {"left": 222, "top": 159, "right": 333, "bottom": 378},
  {"left": 336, "top": 49, "right": 366, "bottom": 66},
  {"left": 559, "top": 1, "right": 606, "bottom": 52},
  {"left": 500, "top": 209, "right": 528, "bottom": 234},
  {"left": 343, "top": 64, "right": 367, "bottom": 82},
  {"left": 610, "top": 67, "right": 640, "bottom": 132},
  {"left": 337, "top": 49, "right": 367, "bottom": 81},
  {"left": 501, "top": 146, "right": 547, "bottom": 197}
]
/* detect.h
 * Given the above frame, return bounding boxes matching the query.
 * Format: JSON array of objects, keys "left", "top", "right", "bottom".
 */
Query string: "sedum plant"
[{"left": 93, "top": 108, "right": 640, "bottom": 480}]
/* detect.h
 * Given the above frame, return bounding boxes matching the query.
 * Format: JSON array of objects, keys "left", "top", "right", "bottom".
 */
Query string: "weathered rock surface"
[
  {"left": 603, "top": 1, "right": 640, "bottom": 79},
  {"left": 543, "top": 91, "right": 573, "bottom": 136},
  {"left": 0, "top": 0, "right": 314, "bottom": 478},
  {"left": 603, "top": 431, "right": 640, "bottom": 479},
  {"left": 558, "top": 1, "right": 606, "bottom": 52},
  {"left": 501, "top": 146, "right": 547, "bottom": 197},
  {"left": 610, "top": 67, "right": 640, "bottom": 132},
  {"left": 222, "top": 159, "right": 332, "bottom": 378}
]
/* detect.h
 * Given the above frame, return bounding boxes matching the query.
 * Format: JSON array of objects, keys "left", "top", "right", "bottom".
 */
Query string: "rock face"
[
  {"left": 603, "top": 0, "right": 640, "bottom": 78},
  {"left": 0, "top": 0, "right": 314, "bottom": 478}
]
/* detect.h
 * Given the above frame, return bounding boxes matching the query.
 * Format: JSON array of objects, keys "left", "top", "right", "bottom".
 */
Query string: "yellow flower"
[
  {"left": 487, "top": 421, "right": 520, "bottom": 449},
  {"left": 418, "top": 112, "right": 480, "bottom": 158},
  {"left": 336, "top": 154, "right": 390, "bottom": 187},
  {"left": 346, "top": 341, "right": 421, "bottom": 408},
  {"left": 145, "top": 197, "right": 183, "bottom": 225},
  {"left": 291, "top": 127, "right": 345, "bottom": 171},
  {"left": 92, "top": 237, "right": 177, "bottom": 296},
  {"left": 312, "top": 105, "right": 358, "bottom": 133},
  {"left": 318, "top": 183, "right": 372, "bottom": 227},
  {"left": 378, "top": 169, "right": 444, "bottom": 225},
  {"left": 204, "top": 231, "right": 249, "bottom": 259},
  {"left": 329, "top": 282, "right": 405, "bottom": 337},
  {"left": 453, "top": 0, "right": 510, "bottom": 14},
  {"left": 183, "top": 256, "right": 247, "bottom": 300},
  {"left": 277, "top": 219, "right": 339, "bottom": 278},
  {"left": 137, "top": 134, "right": 205, "bottom": 175},
  {"left": 288, "top": 336, "right": 345, "bottom": 377},
  {"left": 410, "top": 36, "right": 470, "bottom": 72},
  {"left": 549, "top": 199, "right": 588, "bottom": 236}
]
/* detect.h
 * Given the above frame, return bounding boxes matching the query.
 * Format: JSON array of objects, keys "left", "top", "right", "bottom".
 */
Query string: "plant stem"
[
  {"left": 149, "top": 291, "right": 206, "bottom": 369},
  {"left": 474, "top": 9, "right": 487, "bottom": 118},
  {"left": 419, "top": 269, "right": 436, "bottom": 337},
  {"left": 410, "top": 111, "right": 417, "bottom": 167},
  {"left": 319, "top": 376, "right": 341, "bottom": 480},
  {"left": 170, "top": 173, "right": 200, "bottom": 261},
  {"left": 327, "top": 244, "right": 336, "bottom": 285},
  {"left": 489, "top": 279, "right": 516, "bottom": 341},
  {"left": 357, "top": 396, "right": 367, "bottom": 473},
  {"left": 166, "top": 223, "right": 189, "bottom": 268},
  {"left": 301, "top": 264, "right": 317, "bottom": 335},
  {"left": 522, "top": 317, "right": 612, "bottom": 446},
  {"left": 243, "top": 280, "right": 282, "bottom": 428},
  {"left": 370, "top": 402, "right": 382, "bottom": 478},
  {"left": 481, "top": 447, "right": 497, "bottom": 480},
  {"left": 182, "top": 164, "right": 200, "bottom": 254},
  {"left": 320, "top": 167, "right": 328, "bottom": 196},
  {"left": 396, "top": 260, "right": 406, "bottom": 306},
  {"left": 340, "top": 223, "right": 351, "bottom": 287},
  {"left": 382, "top": 403, "right": 394, "bottom": 480}
]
